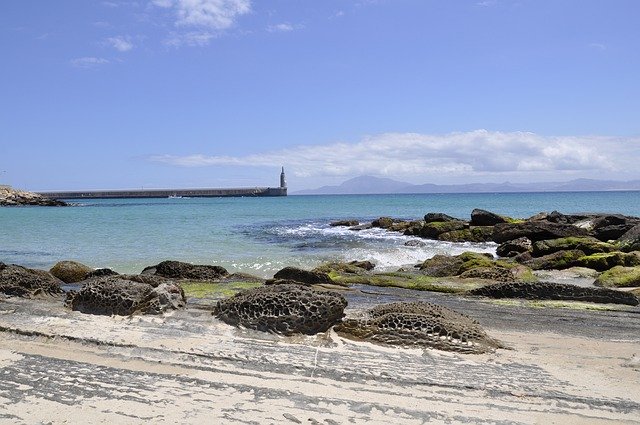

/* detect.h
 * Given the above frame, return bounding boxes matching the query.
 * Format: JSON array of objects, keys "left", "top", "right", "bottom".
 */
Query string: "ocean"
[{"left": 1, "top": 192, "right": 639, "bottom": 278}]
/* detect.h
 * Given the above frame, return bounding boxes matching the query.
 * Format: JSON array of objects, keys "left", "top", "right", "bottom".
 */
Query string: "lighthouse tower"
[{"left": 280, "top": 167, "right": 287, "bottom": 188}]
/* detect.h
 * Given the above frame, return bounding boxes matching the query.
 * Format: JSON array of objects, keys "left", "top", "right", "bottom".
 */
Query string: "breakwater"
[{"left": 38, "top": 186, "right": 287, "bottom": 199}]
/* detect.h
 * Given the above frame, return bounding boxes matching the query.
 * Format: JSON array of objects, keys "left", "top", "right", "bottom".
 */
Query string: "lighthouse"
[{"left": 280, "top": 167, "right": 287, "bottom": 188}]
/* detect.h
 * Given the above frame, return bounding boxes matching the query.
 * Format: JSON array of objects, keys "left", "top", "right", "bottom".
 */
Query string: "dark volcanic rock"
[
  {"left": 423, "top": 212, "right": 459, "bottom": 223},
  {"left": 418, "top": 220, "right": 468, "bottom": 239},
  {"left": 437, "top": 226, "right": 494, "bottom": 242},
  {"left": 330, "top": 220, "right": 359, "bottom": 227},
  {"left": 334, "top": 301, "right": 504, "bottom": 354},
  {"left": 85, "top": 268, "right": 119, "bottom": 279},
  {"left": 141, "top": 260, "right": 229, "bottom": 280},
  {"left": 497, "top": 237, "right": 532, "bottom": 257},
  {"left": 0, "top": 262, "right": 63, "bottom": 298},
  {"left": 66, "top": 276, "right": 186, "bottom": 316},
  {"left": 468, "top": 281, "right": 639, "bottom": 306},
  {"left": 213, "top": 284, "right": 347, "bottom": 335},
  {"left": 532, "top": 237, "right": 616, "bottom": 257},
  {"left": 470, "top": 209, "right": 511, "bottom": 226},
  {"left": 492, "top": 221, "right": 589, "bottom": 243},
  {"left": 49, "top": 260, "right": 93, "bottom": 283},
  {"left": 273, "top": 267, "right": 333, "bottom": 285}
]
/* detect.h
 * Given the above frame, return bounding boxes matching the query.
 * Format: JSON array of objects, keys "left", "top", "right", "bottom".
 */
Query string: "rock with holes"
[
  {"left": 0, "top": 262, "right": 63, "bottom": 298},
  {"left": 468, "top": 281, "right": 638, "bottom": 306},
  {"left": 334, "top": 302, "right": 504, "bottom": 354},
  {"left": 65, "top": 276, "right": 186, "bottom": 315},
  {"left": 141, "top": 260, "right": 229, "bottom": 280},
  {"left": 213, "top": 284, "right": 347, "bottom": 335}
]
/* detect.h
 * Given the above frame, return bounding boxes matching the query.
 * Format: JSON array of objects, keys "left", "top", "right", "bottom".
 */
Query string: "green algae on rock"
[{"left": 595, "top": 266, "right": 640, "bottom": 288}]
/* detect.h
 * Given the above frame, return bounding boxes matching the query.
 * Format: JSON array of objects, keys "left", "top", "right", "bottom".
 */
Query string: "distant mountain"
[
  {"left": 294, "top": 175, "right": 413, "bottom": 195},
  {"left": 293, "top": 176, "right": 640, "bottom": 195}
]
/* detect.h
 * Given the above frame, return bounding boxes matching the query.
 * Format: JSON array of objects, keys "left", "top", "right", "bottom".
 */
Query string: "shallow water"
[{"left": 1, "top": 192, "right": 639, "bottom": 277}]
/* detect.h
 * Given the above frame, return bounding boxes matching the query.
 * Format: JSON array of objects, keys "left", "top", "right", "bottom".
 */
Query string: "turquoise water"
[{"left": 1, "top": 192, "right": 639, "bottom": 277}]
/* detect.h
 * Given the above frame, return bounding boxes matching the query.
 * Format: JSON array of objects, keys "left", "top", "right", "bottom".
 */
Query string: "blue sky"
[{"left": 1, "top": 0, "right": 639, "bottom": 191}]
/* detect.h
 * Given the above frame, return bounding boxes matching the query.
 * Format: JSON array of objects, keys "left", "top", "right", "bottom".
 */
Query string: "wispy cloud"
[
  {"left": 153, "top": 0, "right": 251, "bottom": 46},
  {"left": 476, "top": 0, "right": 497, "bottom": 7},
  {"left": 588, "top": 42, "right": 606, "bottom": 51},
  {"left": 105, "top": 35, "right": 134, "bottom": 51},
  {"left": 149, "top": 130, "right": 634, "bottom": 179},
  {"left": 266, "top": 22, "right": 302, "bottom": 33},
  {"left": 70, "top": 57, "right": 110, "bottom": 68}
]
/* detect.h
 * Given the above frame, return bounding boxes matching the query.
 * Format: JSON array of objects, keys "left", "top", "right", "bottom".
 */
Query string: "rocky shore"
[
  {"left": 2, "top": 209, "right": 640, "bottom": 423},
  {"left": 0, "top": 186, "right": 67, "bottom": 206}
]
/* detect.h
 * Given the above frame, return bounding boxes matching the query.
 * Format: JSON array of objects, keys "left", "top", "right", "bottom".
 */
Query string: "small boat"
[{"left": 168, "top": 195, "right": 183, "bottom": 199}]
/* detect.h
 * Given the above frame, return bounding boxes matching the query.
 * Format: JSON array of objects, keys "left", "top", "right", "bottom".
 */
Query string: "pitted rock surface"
[
  {"left": 65, "top": 276, "right": 186, "bottom": 316},
  {"left": 468, "top": 281, "right": 639, "bottom": 306},
  {"left": 141, "top": 260, "right": 229, "bottom": 280},
  {"left": 85, "top": 268, "right": 119, "bottom": 279},
  {"left": 0, "top": 262, "right": 63, "bottom": 298},
  {"left": 335, "top": 302, "right": 504, "bottom": 354},
  {"left": 213, "top": 284, "right": 347, "bottom": 335}
]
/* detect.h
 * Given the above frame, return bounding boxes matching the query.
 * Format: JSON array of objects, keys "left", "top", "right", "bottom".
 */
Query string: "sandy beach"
[{"left": 1, "top": 287, "right": 639, "bottom": 425}]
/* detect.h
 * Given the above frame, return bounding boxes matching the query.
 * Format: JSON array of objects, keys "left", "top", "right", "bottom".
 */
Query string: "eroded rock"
[
  {"left": 142, "top": 260, "right": 229, "bottom": 280},
  {"left": 65, "top": 276, "right": 186, "bottom": 315},
  {"left": 334, "top": 301, "right": 505, "bottom": 354},
  {"left": 0, "top": 262, "right": 63, "bottom": 298},
  {"left": 468, "top": 281, "right": 639, "bottom": 306},
  {"left": 213, "top": 284, "right": 347, "bottom": 335}
]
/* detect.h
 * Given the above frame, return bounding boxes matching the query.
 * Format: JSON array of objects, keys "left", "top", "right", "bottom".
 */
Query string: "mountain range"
[{"left": 293, "top": 176, "right": 640, "bottom": 195}]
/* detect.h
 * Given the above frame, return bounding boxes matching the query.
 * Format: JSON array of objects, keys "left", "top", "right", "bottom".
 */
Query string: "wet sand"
[{"left": 1, "top": 290, "right": 639, "bottom": 424}]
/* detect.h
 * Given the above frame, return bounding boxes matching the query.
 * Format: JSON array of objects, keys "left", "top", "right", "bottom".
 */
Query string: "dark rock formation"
[
  {"left": 0, "top": 186, "right": 67, "bottom": 207},
  {"left": 521, "top": 249, "right": 585, "bottom": 270},
  {"left": 417, "top": 220, "right": 469, "bottom": 239},
  {"left": 468, "top": 281, "right": 639, "bottom": 306},
  {"left": 334, "top": 301, "right": 504, "bottom": 354},
  {"left": 532, "top": 237, "right": 616, "bottom": 257},
  {"left": 575, "top": 251, "right": 640, "bottom": 272},
  {"left": 65, "top": 276, "right": 186, "bottom": 316},
  {"left": 470, "top": 209, "right": 511, "bottom": 226},
  {"left": 313, "top": 260, "right": 375, "bottom": 275},
  {"left": 618, "top": 224, "right": 640, "bottom": 252},
  {"left": 0, "top": 262, "right": 63, "bottom": 297},
  {"left": 371, "top": 217, "right": 395, "bottom": 229},
  {"left": 458, "top": 267, "right": 517, "bottom": 282},
  {"left": 141, "top": 260, "right": 229, "bottom": 280},
  {"left": 213, "top": 284, "right": 347, "bottom": 335},
  {"left": 419, "top": 252, "right": 529, "bottom": 282},
  {"left": 419, "top": 254, "right": 464, "bottom": 277},
  {"left": 273, "top": 266, "right": 333, "bottom": 285},
  {"left": 49, "top": 260, "right": 93, "bottom": 283},
  {"left": 437, "top": 226, "right": 494, "bottom": 242},
  {"left": 404, "top": 240, "right": 426, "bottom": 247},
  {"left": 423, "top": 213, "right": 459, "bottom": 223},
  {"left": 492, "top": 221, "right": 589, "bottom": 243},
  {"left": 330, "top": 220, "right": 359, "bottom": 227},
  {"left": 85, "top": 268, "right": 119, "bottom": 279},
  {"left": 497, "top": 237, "right": 532, "bottom": 257}
]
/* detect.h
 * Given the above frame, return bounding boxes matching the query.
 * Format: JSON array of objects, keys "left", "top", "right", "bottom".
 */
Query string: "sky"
[{"left": 1, "top": 0, "right": 639, "bottom": 191}]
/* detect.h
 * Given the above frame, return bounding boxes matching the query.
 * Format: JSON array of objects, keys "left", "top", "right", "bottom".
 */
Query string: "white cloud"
[
  {"left": 149, "top": 130, "right": 634, "bottom": 180},
  {"left": 152, "top": 0, "right": 251, "bottom": 46},
  {"left": 267, "top": 23, "right": 300, "bottom": 33},
  {"left": 70, "top": 57, "right": 109, "bottom": 68},
  {"left": 105, "top": 35, "right": 134, "bottom": 51},
  {"left": 588, "top": 42, "right": 606, "bottom": 51}
]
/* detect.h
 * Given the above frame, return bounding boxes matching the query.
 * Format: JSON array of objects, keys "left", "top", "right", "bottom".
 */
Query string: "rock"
[
  {"left": 497, "top": 237, "right": 532, "bottom": 257},
  {"left": 532, "top": 237, "right": 616, "bottom": 257},
  {"left": 66, "top": 276, "right": 186, "bottom": 316},
  {"left": 404, "top": 239, "right": 426, "bottom": 247},
  {"left": 371, "top": 217, "right": 395, "bottom": 229},
  {"left": 213, "top": 284, "right": 347, "bottom": 335},
  {"left": 330, "top": 220, "right": 359, "bottom": 227},
  {"left": 85, "top": 268, "right": 119, "bottom": 278},
  {"left": 438, "top": 226, "right": 494, "bottom": 242},
  {"left": 418, "top": 220, "right": 469, "bottom": 239},
  {"left": 595, "top": 266, "right": 640, "bottom": 288},
  {"left": 388, "top": 221, "right": 415, "bottom": 232},
  {"left": 458, "top": 267, "right": 518, "bottom": 282},
  {"left": 419, "top": 254, "right": 464, "bottom": 277},
  {"left": 423, "top": 212, "right": 459, "bottom": 223},
  {"left": 141, "top": 260, "right": 229, "bottom": 280},
  {"left": 492, "top": 221, "right": 589, "bottom": 243},
  {"left": 470, "top": 209, "right": 512, "bottom": 226},
  {"left": 0, "top": 186, "right": 67, "bottom": 207},
  {"left": 334, "top": 301, "right": 504, "bottom": 354},
  {"left": 468, "top": 281, "right": 639, "bottom": 306},
  {"left": 0, "top": 262, "right": 63, "bottom": 298},
  {"left": 49, "top": 260, "right": 94, "bottom": 283},
  {"left": 347, "top": 260, "right": 375, "bottom": 271},
  {"left": 575, "top": 251, "right": 640, "bottom": 272},
  {"left": 273, "top": 266, "right": 333, "bottom": 284},
  {"left": 523, "top": 249, "right": 585, "bottom": 270},
  {"left": 618, "top": 224, "right": 640, "bottom": 251},
  {"left": 349, "top": 223, "right": 373, "bottom": 231}
]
